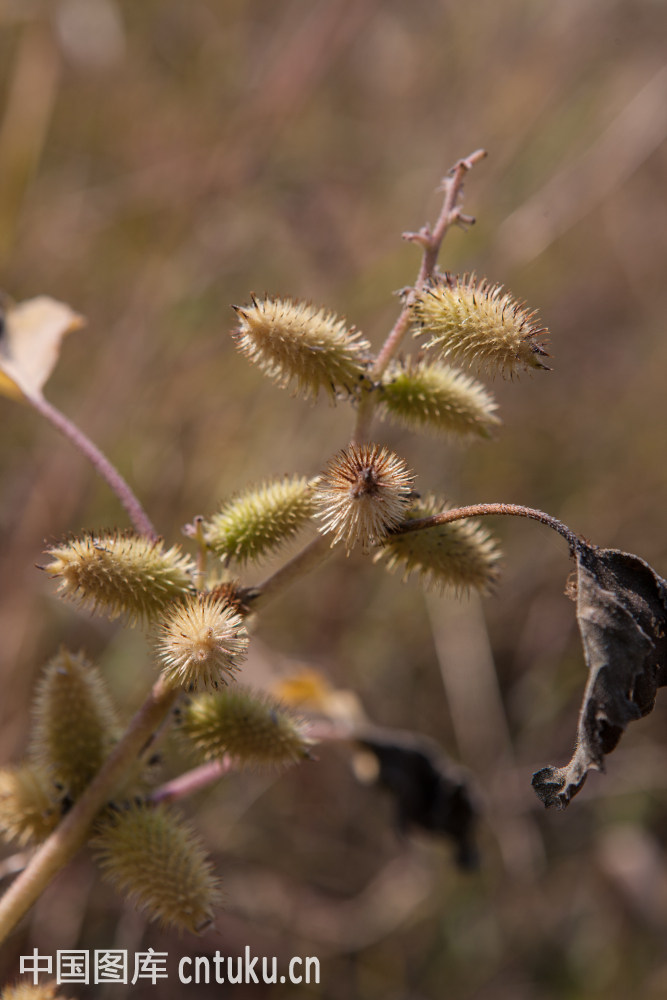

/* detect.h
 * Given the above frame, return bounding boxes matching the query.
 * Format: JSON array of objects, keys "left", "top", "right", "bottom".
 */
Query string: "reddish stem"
[
  {"left": 151, "top": 758, "right": 234, "bottom": 804},
  {"left": 394, "top": 502, "right": 580, "bottom": 552},
  {"left": 27, "top": 391, "right": 158, "bottom": 540},
  {"left": 353, "top": 149, "right": 487, "bottom": 443}
]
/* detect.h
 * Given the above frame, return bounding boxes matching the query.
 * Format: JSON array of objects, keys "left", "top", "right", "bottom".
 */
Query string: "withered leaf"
[
  {"left": 532, "top": 542, "right": 667, "bottom": 809},
  {"left": 357, "top": 727, "right": 479, "bottom": 868},
  {"left": 0, "top": 295, "right": 84, "bottom": 401}
]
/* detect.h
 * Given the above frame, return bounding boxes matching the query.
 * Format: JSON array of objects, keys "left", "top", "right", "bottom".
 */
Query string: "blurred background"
[{"left": 2, "top": 0, "right": 667, "bottom": 996}]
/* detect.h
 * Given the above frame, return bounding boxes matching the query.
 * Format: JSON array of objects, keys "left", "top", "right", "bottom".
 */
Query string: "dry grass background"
[{"left": 2, "top": 0, "right": 667, "bottom": 996}]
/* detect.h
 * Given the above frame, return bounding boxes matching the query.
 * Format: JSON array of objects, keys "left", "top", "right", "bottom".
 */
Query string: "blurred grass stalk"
[{"left": 0, "top": 19, "right": 60, "bottom": 264}]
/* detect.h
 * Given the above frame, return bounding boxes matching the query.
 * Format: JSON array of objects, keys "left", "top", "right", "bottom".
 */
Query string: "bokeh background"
[{"left": 2, "top": 0, "right": 667, "bottom": 996}]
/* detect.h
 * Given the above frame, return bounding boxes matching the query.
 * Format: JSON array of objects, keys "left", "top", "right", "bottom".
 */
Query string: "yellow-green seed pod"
[
  {"left": 0, "top": 764, "right": 60, "bottom": 846},
  {"left": 375, "top": 495, "right": 501, "bottom": 593},
  {"left": 1, "top": 984, "right": 73, "bottom": 1000},
  {"left": 156, "top": 593, "right": 249, "bottom": 692},
  {"left": 411, "top": 274, "right": 550, "bottom": 377},
  {"left": 378, "top": 359, "right": 500, "bottom": 438},
  {"left": 44, "top": 530, "right": 196, "bottom": 625},
  {"left": 203, "top": 476, "right": 317, "bottom": 565},
  {"left": 29, "top": 650, "right": 119, "bottom": 800},
  {"left": 179, "top": 687, "right": 312, "bottom": 768},
  {"left": 91, "top": 801, "right": 220, "bottom": 933},
  {"left": 231, "top": 295, "right": 371, "bottom": 401},
  {"left": 314, "top": 443, "right": 415, "bottom": 553}
]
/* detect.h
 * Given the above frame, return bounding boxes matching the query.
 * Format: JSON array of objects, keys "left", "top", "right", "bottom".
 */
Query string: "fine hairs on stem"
[
  {"left": 392, "top": 503, "right": 581, "bottom": 552},
  {"left": 1, "top": 147, "right": 661, "bottom": 944}
]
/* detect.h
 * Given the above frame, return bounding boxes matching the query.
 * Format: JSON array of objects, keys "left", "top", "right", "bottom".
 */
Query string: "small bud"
[
  {"left": 203, "top": 476, "right": 317, "bottom": 565},
  {"left": 231, "top": 295, "right": 371, "bottom": 401},
  {"left": 179, "top": 687, "right": 312, "bottom": 768},
  {"left": 44, "top": 531, "right": 196, "bottom": 625},
  {"left": 315, "top": 443, "right": 415, "bottom": 553},
  {"left": 0, "top": 764, "right": 60, "bottom": 846},
  {"left": 411, "top": 274, "right": 550, "bottom": 377},
  {"left": 92, "top": 801, "right": 220, "bottom": 933},
  {"left": 375, "top": 496, "right": 501, "bottom": 593},
  {"left": 378, "top": 359, "right": 500, "bottom": 438},
  {"left": 156, "top": 593, "right": 249, "bottom": 692},
  {"left": 30, "top": 650, "right": 119, "bottom": 801}
]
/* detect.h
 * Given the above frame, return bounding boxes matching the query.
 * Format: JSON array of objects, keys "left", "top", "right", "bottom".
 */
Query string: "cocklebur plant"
[{"left": 1, "top": 149, "right": 667, "bottom": 947}]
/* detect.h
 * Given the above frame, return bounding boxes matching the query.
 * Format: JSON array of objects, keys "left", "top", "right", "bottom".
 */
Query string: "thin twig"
[
  {"left": 0, "top": 677, "right": 179, "bottom": 944},
  {"left": 151, "top": 757, "right": 234, "bottom": 805},
  {"left": 412, "top": 148, "right": 487, "bottom": 298},
  {"left": 26, "top": 391, "right": 158, "bottom": 540},
  {"left": 375, "top": 149, "right": 487, "bottom": 378},
  {"left": 353, "top": 149, "right": 486, "bottom": 444},
  {"left": 250, "top": 534, "right": 335, "bottom": 610},
  {"left": 393, "top": 502, "right": 581, "bottom": 552}
]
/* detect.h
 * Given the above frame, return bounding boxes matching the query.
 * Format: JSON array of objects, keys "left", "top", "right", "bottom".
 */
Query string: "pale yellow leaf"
[
  {"left": 0, "top": 296, "right": 85, "bottom": 400},
  {"left": 274, "top": 667, "right": 366, "bottom": 726}
]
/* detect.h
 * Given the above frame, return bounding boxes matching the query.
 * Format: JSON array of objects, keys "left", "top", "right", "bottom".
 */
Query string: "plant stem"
[
  {"left": 27, "top": 391, "right": 158, "bottom": 540},
  {"left": 353, "top": 149, "right": 487, "bottom": 444},
  {"left": 393, "top": 502, "right": 581, "bottom": 552},
  {"left": 250, "top": 534, "right": 335, "bottom": 610},
  {"left": 0, "top": 677, "right": 179, "bottom": 944},
  {"left": 251, "top": 153, "right": 490, "bottom": 611},
  {"left": 150, "top": 758, "right": 234, "bottom": 805},
  {"left": 414, "top": 148, "right": 487, "bottom": 288}
]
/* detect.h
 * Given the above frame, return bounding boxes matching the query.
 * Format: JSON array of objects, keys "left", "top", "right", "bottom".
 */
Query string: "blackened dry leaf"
[
  {"left": 532, "top": 542, "right": 667, "bottom": 809},
  {"left": 357, "top": 728, "right": 478, "bottom": 868}
]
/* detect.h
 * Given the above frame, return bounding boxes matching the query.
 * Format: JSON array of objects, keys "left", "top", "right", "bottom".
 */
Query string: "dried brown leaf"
[
  {"left": 0, "top": 296, "right": 84, "bottom": 401},
  {"left": 532, "top": 542, "right": 667, "bottom": 809}
]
